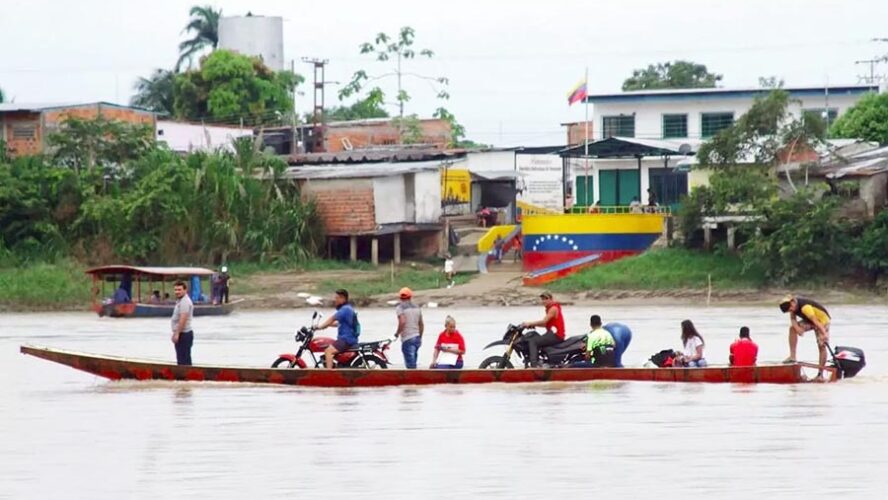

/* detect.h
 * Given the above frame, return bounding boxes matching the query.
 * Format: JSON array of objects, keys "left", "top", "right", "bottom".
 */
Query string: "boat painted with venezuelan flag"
[{"left": 522, "top": 212, "right": 665, "bottom": 284}]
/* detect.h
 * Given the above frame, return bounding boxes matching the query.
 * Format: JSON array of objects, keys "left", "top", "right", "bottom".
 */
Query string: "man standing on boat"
[
  {"left": 520, "top": 291, "right": 566, "bottom": 368},
  {"left": 218, "top": 266, "right": 231, "bottom": 304},
  {"left": 780, "top": 295, "right": 831, "bottom": 380},
  {"left": 171, "top": 280, "right": 194, "bottom": 365},
  {"left": 395, "top": 287, "right": 424, "bottom": 369},
  {"left": 317, "top": 289, "right": 360, "bottom": 369}
]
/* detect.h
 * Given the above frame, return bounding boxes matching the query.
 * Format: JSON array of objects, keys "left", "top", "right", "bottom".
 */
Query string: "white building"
[
  {"left": 562, "top": 84, "right": 880, "bottom": 208},
  {"left": 218, "top": 15, "right": 284, "bottom": 71},
  {"left": 155, "top": 121, "right": 253, "bottom": 153}
]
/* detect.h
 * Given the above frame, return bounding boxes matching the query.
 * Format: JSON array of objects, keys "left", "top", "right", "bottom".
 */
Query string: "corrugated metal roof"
[
  {"left": 288, "top": 148, "right": 464, "bottom": 165},
  {"left": 0, "top": 101, "right": 155, "bottom": 113},
  {"left": 586, "top": 84, "right": 878, "bottom": 103},
  {"left": 283, "top": 159, "right": 462, "bottom": 180}
]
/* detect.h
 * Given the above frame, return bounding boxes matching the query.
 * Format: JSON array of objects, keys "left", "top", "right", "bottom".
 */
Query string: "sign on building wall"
[
  {"left": 516, "top": 154, "right": 564, "bottom": 212},
  {"left": 441, "top": 168, "right": 471, "bottom": 205}
]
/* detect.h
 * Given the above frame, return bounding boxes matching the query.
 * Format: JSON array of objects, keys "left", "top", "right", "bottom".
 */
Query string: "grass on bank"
[
  {"left": 547, "top": 248, "right": 768, "bottom": 292},
  {"left": 0, "top": 260, "right": 91, "bottom": 310}
]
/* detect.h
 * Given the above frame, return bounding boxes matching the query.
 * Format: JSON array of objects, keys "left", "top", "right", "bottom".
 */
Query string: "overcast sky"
[{"left": 2, "top": 0, "right": 887, "bottom": 146}]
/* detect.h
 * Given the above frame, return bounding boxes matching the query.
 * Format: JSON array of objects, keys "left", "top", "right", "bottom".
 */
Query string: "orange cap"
[{"left": 399, "top": 287, "right": 413, "bottom": 299}]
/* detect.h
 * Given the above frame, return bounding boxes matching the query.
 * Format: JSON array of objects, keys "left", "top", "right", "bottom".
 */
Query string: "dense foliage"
[
  {"left": 622, "top": 61, "right": 722, "bottom": 91},
  {"left": 177, "top": 4, "right": 221, "bottom": 70},
  {"left": 173, "top": 50, "right": 301, "bottom": 125},
  {"left": 830, "top": 92, "right": 888, "bottom": 145},
  {"left": 0, "top": 118, "right": 323, "bottom": 266}
]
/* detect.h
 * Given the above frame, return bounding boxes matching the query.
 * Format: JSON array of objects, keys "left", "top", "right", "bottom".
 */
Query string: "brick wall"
[
  {"left": 323, "top": 119, "right": 451, "bottom": 152},
  {"left": 565, "top": 122, "right": 594, "bottom": 146},
  {"left": 301, "top": 179, "right": 377, "bottom": 234},
  {"left": 2, "top": 111, "right": 42, "bottom": 156}
]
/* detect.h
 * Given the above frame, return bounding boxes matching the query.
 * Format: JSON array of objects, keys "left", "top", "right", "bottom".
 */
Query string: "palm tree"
[
  {"left": 176, "top": 5, "right": 222, "bottom": 71},
  {"left": 130, "top": 69, "right": 175, "bottom": 116}
]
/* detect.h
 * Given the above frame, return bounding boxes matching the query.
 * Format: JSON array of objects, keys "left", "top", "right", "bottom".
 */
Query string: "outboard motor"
[{"left": 830, "top": 346, "right": 866, "bottom": 379}]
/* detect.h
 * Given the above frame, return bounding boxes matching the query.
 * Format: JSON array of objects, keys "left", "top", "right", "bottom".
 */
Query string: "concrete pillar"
[
  {"left": 371, "top": 237, "right": 379, "bottom": 266},
  {"left": 727, "top": 226, "right": 737, "bottom": 251},
  {"left": 393, "top": 233, "right": 401, "bottom": 265},
  {"left": 703, "top": 226, "right": 712, "bottom": 251},
  {"left": 349, "top": 235, "right": 357, "bottom": 262}
]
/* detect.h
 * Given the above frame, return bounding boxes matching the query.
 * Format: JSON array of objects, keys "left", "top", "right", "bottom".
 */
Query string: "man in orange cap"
[{"left": 395, "top": 287, "right": 424, "bottom": 369}]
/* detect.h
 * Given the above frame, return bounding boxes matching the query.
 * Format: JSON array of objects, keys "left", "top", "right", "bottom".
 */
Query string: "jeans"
[
  {"left": 175, "top": 331, "right": 194, "bottom": 365},
  {"left": 527, "top": 332, "right": 562, "bottom": 367},
  {"left": 687, "top": 359, "right": 708, "bottom": 368},
  {"left": 402, "top": 336, "right": 422, "bottom": 369},
  {"left": 432, "top": 360, "right": 464, "bottom": 369},
  {"left": 604, "top": 323, "right": 633, "bottom": 368}
]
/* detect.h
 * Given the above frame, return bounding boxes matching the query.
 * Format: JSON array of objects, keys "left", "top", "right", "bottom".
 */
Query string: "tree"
[
  {"left": 0, "top": 86, "right": 5, "bottom": 103},
  {"left": 622, "top": 61, "right": 722, "bottom": 91},
  {"left": 339, "top": 26, "right": 449, "bottom": 119},
  {"left": 177, "top": 5, "right": 221, "bottom": 71},
  {"left": 173, "top": 49, "right": 302, "bottom": 125},
  {"left": 830, "top": 92, "right": 888, "bottom": 145},
  {"left": 130, "top": 69, "right": 176, "bottom": 116},
  {"left": 47, "top": 116, "right": 154, "bottom": 173},
  {"left": 326, "top": 88, "right": 389, "bottom": 121}
]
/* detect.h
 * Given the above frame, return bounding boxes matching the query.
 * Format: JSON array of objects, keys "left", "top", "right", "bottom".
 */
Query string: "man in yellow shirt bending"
[{"left": 779, "top": 295, "right": 831, "bottom": 381}]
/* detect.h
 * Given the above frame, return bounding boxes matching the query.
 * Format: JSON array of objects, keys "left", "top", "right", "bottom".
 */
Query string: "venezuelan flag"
[
  {"left": 567, "top": 78, "right": 587, "bottom": 106},
  {"left": 522, "top": 213, "right": 664, "bottom": 272}
]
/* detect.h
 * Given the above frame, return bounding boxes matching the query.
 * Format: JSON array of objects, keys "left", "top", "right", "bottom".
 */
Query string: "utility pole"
[
  {"left": 302, "top": 57, "right": 328, "bottom": 153},
  {"left": 855, "top": 58, "right": 879, "bottom": 85}
]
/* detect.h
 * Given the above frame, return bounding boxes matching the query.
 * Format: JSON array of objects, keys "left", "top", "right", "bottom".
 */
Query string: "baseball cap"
[{"left": 399, "top": 287, "right": 413, "bottom": 299}]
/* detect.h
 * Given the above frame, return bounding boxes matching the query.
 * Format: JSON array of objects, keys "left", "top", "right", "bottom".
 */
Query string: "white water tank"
[{"left": 218, "top": 15, "right": 284, "bottom": 71}]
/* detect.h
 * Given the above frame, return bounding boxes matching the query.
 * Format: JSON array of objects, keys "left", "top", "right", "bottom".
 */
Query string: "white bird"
[{"left": 306, "top": 296, "right": 324, "bottom": 306}]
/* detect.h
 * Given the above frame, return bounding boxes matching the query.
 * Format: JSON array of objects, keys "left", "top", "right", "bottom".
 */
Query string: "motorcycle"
[
  {"left": 272, "top": 312, "right": 393, "bottom": 369},
  {"left": 479, "top": 324, "right": 587, "bottom": 369}
]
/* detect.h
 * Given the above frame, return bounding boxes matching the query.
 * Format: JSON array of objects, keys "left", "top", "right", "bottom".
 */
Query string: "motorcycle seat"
[{"left": 542, "top": 334, "right": 587, "bottom": 356}]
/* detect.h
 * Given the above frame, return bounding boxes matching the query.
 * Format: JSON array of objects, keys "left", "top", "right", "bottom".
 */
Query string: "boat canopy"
[{"left": 85, "top": 265, "right": 216, "bottom": 280}]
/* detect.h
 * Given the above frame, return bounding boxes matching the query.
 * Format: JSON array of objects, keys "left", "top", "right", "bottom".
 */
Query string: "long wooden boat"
[
  {"left": 86, "top": 265, "right": 239, "bottom": 318},
  {"left": 20, "top": 345, "right": 837, "bottom": 387},
  {"left": 95, "top": 299, "right": 243, "bottom": 318}
]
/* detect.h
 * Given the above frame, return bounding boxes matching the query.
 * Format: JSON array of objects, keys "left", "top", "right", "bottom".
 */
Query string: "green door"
[
  {"left": 599, "top": 170, "right": 618, "bottom": 206},
  {"left": 617, "top": 169, "right": 641, "bottom": 205},
  {"left": 575, "top": 175, "right": 595, "bottom": 207}
]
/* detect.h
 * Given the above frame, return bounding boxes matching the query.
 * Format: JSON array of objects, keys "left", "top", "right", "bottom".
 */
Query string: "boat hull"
[
  {"left": 20, "top": 345, "right": 834, "bottom": 387},
  {"left": 93, "top": 300, "right": 241, "bottom": 318}
]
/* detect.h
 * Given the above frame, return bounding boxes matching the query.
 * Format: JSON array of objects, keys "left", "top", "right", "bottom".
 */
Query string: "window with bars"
[
  {"left": 701, "top": 112, "right": 734, "bottom": 138},
  {"left": 662, "top": 114, "right": 688, "bottom": 139},
  {"left": 12, "top": 124, "right": 38, "bottom": 140},
  {"left": 602, "top": 115, "right": 635, "bottom": 138}
]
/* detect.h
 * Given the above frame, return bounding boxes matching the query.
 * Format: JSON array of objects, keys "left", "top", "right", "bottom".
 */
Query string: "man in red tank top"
[{"left": 520, "top": 291, "right": 566, "bottom": 367}]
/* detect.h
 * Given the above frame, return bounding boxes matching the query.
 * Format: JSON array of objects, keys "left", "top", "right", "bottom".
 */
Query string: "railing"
[
  {"left": 477, "top": 224, "right": 518, "bottom": 253},
  {"left": 565, "top": 205, "right": 672, "bottom": 215},
  {"left": 516, "top": 200, "right": 559, "bottom": 219}
]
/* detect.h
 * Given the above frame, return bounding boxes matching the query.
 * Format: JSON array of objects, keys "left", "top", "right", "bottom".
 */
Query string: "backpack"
[{"left": 649, "top": 349, "right": 677, "bottom": 368}]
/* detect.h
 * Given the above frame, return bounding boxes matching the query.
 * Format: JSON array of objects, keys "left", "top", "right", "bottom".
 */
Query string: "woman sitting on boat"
[
  {"left": 430, "top": 316, "right": 466, "bottom": 369},
  {"left": 674, "top": 320, "right": 707, "bottom": 368}
]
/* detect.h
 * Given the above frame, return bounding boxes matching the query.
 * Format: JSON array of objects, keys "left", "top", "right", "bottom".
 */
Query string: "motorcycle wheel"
[
  {"left": 272, "top": 357, "right": 297, "bottom": 369},
  {"left": 349, "top": 354, "right": 388, "bottom": 369},
  {"left": 479, "top": 355, "right": 514, "bottom": 369}
]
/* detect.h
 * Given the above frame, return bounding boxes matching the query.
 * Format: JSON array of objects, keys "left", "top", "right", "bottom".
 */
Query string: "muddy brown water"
[{"left": 2, "top": 305, "right": 886, "bottom": 498}]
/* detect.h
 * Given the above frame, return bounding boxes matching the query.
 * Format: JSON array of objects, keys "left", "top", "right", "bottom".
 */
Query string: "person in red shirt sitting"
[
  {"left": 729, "top": 326, "right": 759, "bottom": 367},
  {"left": 430, "top": 316, "right": 466, "bottom": 369}
]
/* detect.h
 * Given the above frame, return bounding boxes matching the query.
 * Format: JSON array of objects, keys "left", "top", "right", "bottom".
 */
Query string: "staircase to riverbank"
[{"left": 447, "top": 215, "right": 522, "bottom": 273}]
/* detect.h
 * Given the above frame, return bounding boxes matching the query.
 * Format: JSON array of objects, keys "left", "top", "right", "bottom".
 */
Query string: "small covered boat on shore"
[
  {"left": 21, "top": 345, "right": 839, "bottom": 387},
  {"left": 86, "top": 265, "right": 241, "bottom": 318}
]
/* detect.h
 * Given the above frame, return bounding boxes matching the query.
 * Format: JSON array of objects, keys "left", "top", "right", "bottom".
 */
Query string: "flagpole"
[{"left": 584, "top": 66, "right": 590, "bottom": 208}]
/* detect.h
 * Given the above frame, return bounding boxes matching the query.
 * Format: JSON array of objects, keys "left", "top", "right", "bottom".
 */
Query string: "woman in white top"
[{"left": 676, "top": 319, "right": 707, "bottom": 368}]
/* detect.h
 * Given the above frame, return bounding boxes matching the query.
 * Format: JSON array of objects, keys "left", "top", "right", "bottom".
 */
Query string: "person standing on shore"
[
  {"left": 444, "top": 254, "right": 455, "bottom": 288},
  {"left": 171, "top": 280, "right": 194, "bottom": 365},
  {"left": 395, "top": 287, "right": 424, "bottom": 369}
]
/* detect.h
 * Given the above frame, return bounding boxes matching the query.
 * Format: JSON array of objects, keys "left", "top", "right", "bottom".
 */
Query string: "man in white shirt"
[{"left": 170, "top": 280, "right": 194, "bottom": 365}]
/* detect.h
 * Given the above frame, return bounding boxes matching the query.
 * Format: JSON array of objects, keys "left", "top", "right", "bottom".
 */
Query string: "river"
[{"left": 2, "top": 305, "right": 886, "bottom": 499}]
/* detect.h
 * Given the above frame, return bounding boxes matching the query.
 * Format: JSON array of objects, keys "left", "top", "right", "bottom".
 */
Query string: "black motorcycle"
[{"left": 479, "top": 324, "right": 587, "bottom": 369}]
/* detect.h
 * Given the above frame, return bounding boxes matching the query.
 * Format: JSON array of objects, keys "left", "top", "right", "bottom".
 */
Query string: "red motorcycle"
[{"left": 272, "top": 312, "right": 393, "bottom": 369}]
